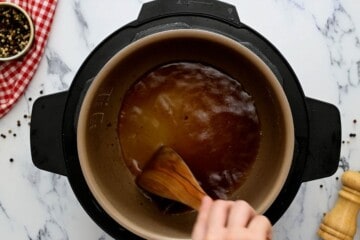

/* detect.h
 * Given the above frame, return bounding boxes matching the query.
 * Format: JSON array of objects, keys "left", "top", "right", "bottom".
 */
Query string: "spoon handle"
[{"left": 136, "top": 146, "right": 207, "bottom": 210}]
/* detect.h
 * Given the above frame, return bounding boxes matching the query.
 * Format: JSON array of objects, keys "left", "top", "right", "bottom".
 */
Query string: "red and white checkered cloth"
[{"left": 0, "top": 0, "right": 58, "bottom": 118}]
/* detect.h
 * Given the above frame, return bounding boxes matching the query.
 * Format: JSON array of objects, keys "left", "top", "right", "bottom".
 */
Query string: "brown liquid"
[{"left": 118, "top": 62, "right": 260, "bottom": 204}]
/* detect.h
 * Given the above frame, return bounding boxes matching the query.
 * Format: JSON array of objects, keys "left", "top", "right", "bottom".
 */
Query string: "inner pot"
[{"left": 77, "top": 29, "right": 294, "bottom": 240}]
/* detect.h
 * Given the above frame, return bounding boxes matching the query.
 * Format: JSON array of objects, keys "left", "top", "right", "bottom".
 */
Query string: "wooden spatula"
[{"left": 136, "top": 146, "right": 207, "bottom": 210}]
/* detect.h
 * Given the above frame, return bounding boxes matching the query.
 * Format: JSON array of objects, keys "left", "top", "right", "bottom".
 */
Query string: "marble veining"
[
  {"left": 0, "top": 0, "right": 359, "bottom": 239},
  {"left": 283, "top": 0, "right": 360, "bottom": 105},
  {"left": 285, "top": 0, "right": 305, "bottom": 11},
  {"left": 339, "top": 156, "right": 350, "bottom": 171},
  {"left": 312, "top": 2, "right": 360, "bottom": 104},
  {"left": 0, "top": 201, "right": 10, "bottom": 219},
  {"left": 73, "top": 0, "right": 92, "bottom": 49},
  {"left": 28, "top": 219, "right": 69, "bottom": 240},
  {"left": 45, "top": 49, "right": 72, "bottom": 90}
]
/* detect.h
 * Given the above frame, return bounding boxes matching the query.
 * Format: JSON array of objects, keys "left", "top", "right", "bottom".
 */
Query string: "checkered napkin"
[{"left": 0, "top": 0, "right": 57, "bottom": 118}]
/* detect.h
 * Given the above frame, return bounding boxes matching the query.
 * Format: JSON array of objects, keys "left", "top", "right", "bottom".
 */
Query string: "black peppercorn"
[
  {"left": 0, "top": 5, "right": 31, "bottom": 58},
  {"left": 350, "top": 133, "right": 356, "bottom": 138},
  {"left": 1, "top": 134, "right": 6, "bottom": 139}
]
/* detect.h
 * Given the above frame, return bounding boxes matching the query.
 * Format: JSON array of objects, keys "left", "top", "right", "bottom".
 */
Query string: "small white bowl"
[{"left": 0, "top": 2, "right": 35, "bottom": 61}]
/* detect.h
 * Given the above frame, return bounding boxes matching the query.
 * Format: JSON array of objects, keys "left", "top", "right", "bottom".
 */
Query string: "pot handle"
[
  {"left": 30, "top": 91, "right": 68, "bottom": 176},
  {"left": 137, "top": 0, "right": 241, "bottom": 25},
  {"left": 301, "top": 98, "right": 341, "bottom": 182}
]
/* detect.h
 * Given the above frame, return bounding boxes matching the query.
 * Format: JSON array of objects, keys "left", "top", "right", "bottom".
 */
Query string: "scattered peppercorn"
[
  {"left": 320, "top": 184, "right": 323, "bottom": 188},
  {"left": 336, "top": 177, "right": 339, "bottom": 181},
  {"left": 1, "top": 134, "right": 6, "bottom": 139},
  {"left": 354, "top": 119, "right": 357, "bottom": 124},
  {"left": 9, "top": 158, "right": 14, "bottom": 162},
  {"left": 23, "top": 114, "right": 27, "bottom": 119},
  {"left": 28, "top": 97, "right": 32, "bottom": 101},
  {"left": 17, "top": 120, "right": 21, "bottom": 126},
  {"left": 8, "top": 130, "right": 12, "bottom": 134},
  {"left": 0, "top": 5, "right": 31, "bottom": 58},
  {"left": 349, "top": 133, "right": 356, "bottom": 138},
  {"left": 13, "top": 133, "right": 16, "bottom": 137},
  {"left": 40, "top": 90, "right": 43, "bottom": 95},
  {"left": 342, "top": 140, "right": 345, "bottom": 144}
]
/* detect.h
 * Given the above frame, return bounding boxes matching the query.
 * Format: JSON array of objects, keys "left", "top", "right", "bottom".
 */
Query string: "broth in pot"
[
  {"left": 76, "top": 29, "right": 295, "bottom": 239},
  {"left": 118, "top": 62, "right": 261, "bottom": 206}
]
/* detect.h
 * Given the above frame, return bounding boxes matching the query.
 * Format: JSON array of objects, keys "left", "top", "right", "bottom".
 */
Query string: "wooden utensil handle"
[
  {"left": 318, "top": 171, "right": 360, "bottom": 240},
  {"left": 136, "top": 146, "right": 207, "bottom": 211}
]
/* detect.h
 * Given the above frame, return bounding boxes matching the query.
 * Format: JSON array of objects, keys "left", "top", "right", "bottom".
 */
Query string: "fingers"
[
  {"left": 204, "top": 200, "right": 233, "bottom": 239},
  {"left": 248, "top": 215, "right": 273, "bottom": 239},
  {"left": 227, "top": 200, "right": 256, "bottom": 228},
  {"left": 207, "top": 200, "right": 233, "bottom": 229},
  {"left": 192, "top": 198, "right": 272, "bottom": 240},
  {"left": 192, "top": 196, "right": 213, "bottom": 240}
]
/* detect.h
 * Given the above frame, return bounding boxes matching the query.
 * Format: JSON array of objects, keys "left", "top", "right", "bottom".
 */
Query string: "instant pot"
[{"left": 30, "top": 0, "right": 341, "bottom": 239}]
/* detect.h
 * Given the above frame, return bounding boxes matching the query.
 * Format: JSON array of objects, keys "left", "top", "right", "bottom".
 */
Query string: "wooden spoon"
[{"left": 136, "top": 146, "right": 207, "bottom": 210}]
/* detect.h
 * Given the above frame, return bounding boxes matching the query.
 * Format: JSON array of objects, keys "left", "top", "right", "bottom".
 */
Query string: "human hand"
[{"left": 192, "top": 196, "right": 272, "bottom": 240}]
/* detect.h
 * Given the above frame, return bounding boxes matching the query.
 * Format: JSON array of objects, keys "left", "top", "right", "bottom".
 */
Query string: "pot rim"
[{"left": 77, "top": 28, "right": 295, "bottom": 240}]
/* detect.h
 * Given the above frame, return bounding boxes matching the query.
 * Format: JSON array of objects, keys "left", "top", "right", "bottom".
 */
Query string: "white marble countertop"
[{"left": 1, "top": 0, "right": 360, "bottom": 239}]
